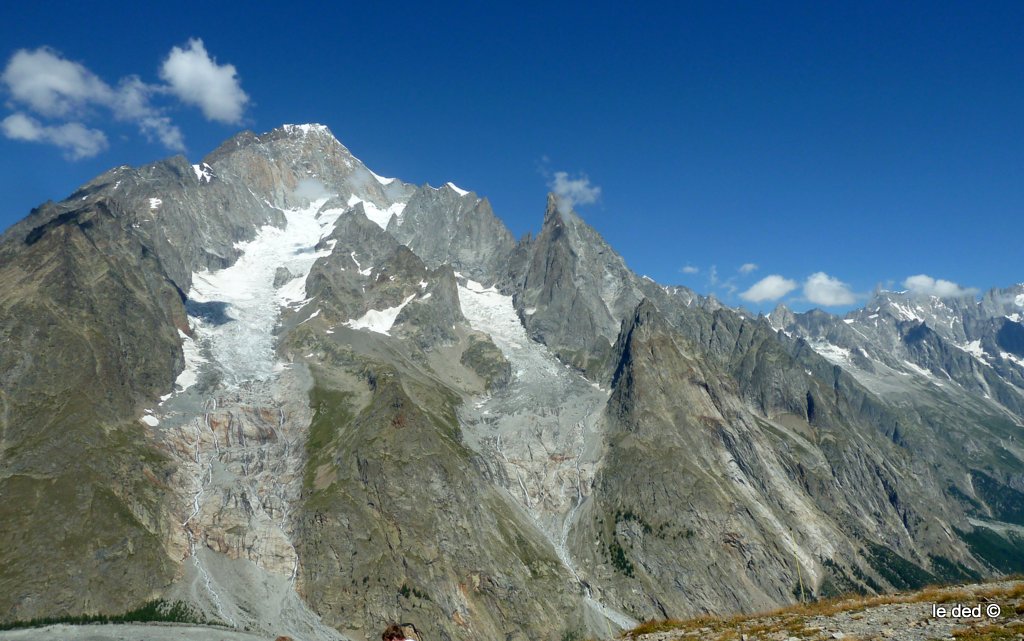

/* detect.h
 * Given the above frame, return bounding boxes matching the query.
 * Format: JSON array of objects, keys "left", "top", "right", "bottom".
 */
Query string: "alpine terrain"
[{"left": 0, "top": 124, "right": 1022, "bottom": 640}]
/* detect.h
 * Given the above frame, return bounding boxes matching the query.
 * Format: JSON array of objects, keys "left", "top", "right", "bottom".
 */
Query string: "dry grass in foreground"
[{"left": 624, "top": 579, "right": 1024, "bottom": 641}]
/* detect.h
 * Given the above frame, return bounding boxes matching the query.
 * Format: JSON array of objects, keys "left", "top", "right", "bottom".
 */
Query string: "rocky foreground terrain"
[
  {"left": 630, "top": 580, "right": 1024, "bottom": 641},
  {"left": 2, "top": 580, "right": 1021, "bottom": 641}
]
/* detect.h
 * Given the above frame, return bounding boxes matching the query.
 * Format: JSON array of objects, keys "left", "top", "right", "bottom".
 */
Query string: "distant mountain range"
[{"left": 0, "top": 124, "right": 1021, "bottom": 641}]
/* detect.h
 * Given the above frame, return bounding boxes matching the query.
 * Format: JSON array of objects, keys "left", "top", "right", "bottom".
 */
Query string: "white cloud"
[
  {"left": 549, "top": 171, "right": 601, "bottom": 214},
  {"left": 293, "top": 178, "right": 330, "bottom": 201},
  {"left": 0, "top": 49, "right": 180, "bottom": 146},
  {"left": 804, "top": 272, "right": 856, "bottom": 306},
  {"left": 109, "top": 76, "right": 184, "bottom": 151},
  {"left": 903, "top": 274, "right": 977, "bottom": 298},
  {"left": 740, "top": 274, "right": 798, "bottom": 302},
  {"left": 1, "top": 40, "right": 247, "bottom": 157},
  {"left": 680, "top": 265, "right": 699, "bottom": 274},
  {"left": 739, "top": 263, "right": 758, "bottom": 274},
  {"left": 1, "top": 112, "right": 107, "bottom": 159},
  {"left": 709, "top": 265, "right": 719, "bottom": 286},
  {"left": 0, "top": 47, "right": 111, "bottom": 117},
  {"left": 160, "top": 38, "right": 249, "bottom": 124}
]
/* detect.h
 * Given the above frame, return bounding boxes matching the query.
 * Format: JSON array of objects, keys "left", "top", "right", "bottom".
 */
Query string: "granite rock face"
[
  {"left": 1, "top": 123, "right": 1022, "bottom": 641},
  {"left": 511, "top": 195, "right": 647, "bottom": 376},
  {"left": 387, "top": 183, "right": 515, "bottom": 285}
]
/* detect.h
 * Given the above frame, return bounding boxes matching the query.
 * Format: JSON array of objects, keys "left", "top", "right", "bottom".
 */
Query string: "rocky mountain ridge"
[{"left": 0, "top": 124, "right": 1021, "bottom": 641}]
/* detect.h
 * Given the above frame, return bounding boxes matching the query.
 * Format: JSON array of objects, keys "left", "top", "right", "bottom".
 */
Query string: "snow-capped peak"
[
  {"left": 370, "top": 169, "right": 395, "bottom": 186},
  {"left": 446, "top": 181, "right": 470, "bottom": 196},
  {"left": 281, "top": 123, "right": 332, "bottom": 137}
]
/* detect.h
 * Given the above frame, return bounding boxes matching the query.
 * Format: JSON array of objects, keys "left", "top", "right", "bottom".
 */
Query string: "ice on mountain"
[
  {"left": 192, "top": 163, "right": 214, "bottom": 183},
  {"left": 370, "top": 169, "right": 395, "bottom": 185},
  {"left": 185, "top": 197, "right": 339, "bottom": 385},
  {"left": 276, "top": 275, "right": 309, "bottom": 308},
  {"left": 904, "top": 360, "right": 938, "bottom": 381},
  {"left": 889, "top": 301, "right": 923, "bottom": 322},
  {"left": 149, "top": 198, "right": 163, "bottom": 210},
  {"left": 961, "top": 339, "right": 986, "bottom": 360},
  {"left": 346, "top": 195, "right": 406, "bottom": 230},
  {"left": 140, "top": 415, "right": 160, "bottom": 427},
  {"left": 343, "top": 294, "right": 415, "bottom": 335},
  {"left": 364, "top": 201, "right": 406, "bottom": 230},
  {"left": 350, "top": 252, "right": 372, "bottom": 276},
  {"left": 282, "top": 123, "right": 330, "bottom": 136},
  {"left": 175, "top": 329, "right": 207, "bottom": 393},
  {"left": 298, "top": 309, "right": 321, "bottom": 325},
  {"left": 809, "top": 340, "right": 852, "bottom": 365},
  {"left": 1002, "top": 351, "right": 1024, "bottom": 368},
  {"left": 444, "top": 181, "right": 468, "bottom": 195}
]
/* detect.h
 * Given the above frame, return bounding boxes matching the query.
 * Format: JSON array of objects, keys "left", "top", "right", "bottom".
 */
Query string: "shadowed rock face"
[{"left": 1, "top": 123, "right": 1022, "bottom": 640}]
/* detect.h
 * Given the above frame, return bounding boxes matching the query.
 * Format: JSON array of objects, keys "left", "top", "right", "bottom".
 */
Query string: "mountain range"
[{"left": 0, "top": 123, "right": 1021, "bottom": 641}]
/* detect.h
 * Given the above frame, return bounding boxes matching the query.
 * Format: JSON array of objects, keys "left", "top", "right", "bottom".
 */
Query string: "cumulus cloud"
[
  {"left": 739, "top": 263, "right": 758, "bottom": 274},
  {"left": 549, "top": 171, "right": 601, "bottom": 214},
  {"left": 1, "top": 112, "right": 107, "bottom": 159},
  {"left": 804, "top": 272, "right": 857, "bottom": 306},
  {"left": 0, "top": 47, "right": 184, "bottom": 152},
  {"left": 903, "top": 274, "right": 977, "bottom": 298},
  {"left": 160, "top": 38, "right": 249, "bottom": 124},
  {"left": 740, "top": 274, "right": 798, "bottom": 302},
  {"left": 1, "top": 40, "right": 248, "bottom": 157},
  {"left": 109, "top": 76, "right": 184, "bottom": 151},
  {"left": 0, "top": 47, "right": 110, "bottom": 117},
  {"left": 680, "top": 265, "right": 699, "bottom": 274}
]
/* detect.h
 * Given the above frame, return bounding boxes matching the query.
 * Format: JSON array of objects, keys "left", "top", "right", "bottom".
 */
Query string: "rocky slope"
[{"left": 0, "top": 124, "right": 1021, "bottom": 641}]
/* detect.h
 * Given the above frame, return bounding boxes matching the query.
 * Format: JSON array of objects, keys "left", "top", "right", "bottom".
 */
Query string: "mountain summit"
[{"left": 1, "top": 125, "right": 1022, "bottom": 641}]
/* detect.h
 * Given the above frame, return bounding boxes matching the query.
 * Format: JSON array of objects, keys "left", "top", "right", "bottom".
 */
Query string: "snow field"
[{"left": 185, "top": 197, "right": 337, "bottom": 385}]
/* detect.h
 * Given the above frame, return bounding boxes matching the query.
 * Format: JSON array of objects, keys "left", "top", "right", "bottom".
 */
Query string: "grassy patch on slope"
[{"left": 0, "top": 600, "right": 207, "bottom": 631}]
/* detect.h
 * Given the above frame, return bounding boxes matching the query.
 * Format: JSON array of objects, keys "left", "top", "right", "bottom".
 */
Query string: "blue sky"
[{"left": 1, "top": 2, "right": 1021, "bottom": 312}]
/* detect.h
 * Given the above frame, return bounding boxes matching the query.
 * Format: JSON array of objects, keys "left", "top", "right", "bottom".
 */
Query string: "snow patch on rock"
[
  {"left": 446, "top": 181, "right": 469, "bottom": 196},
  {"left": 346, "top": 194, "right": 406, "bottom": 230},
  {"left": 809, "top": 340, "right": 852, "bottom": 366},
  {"left": 961, "top": 339, "right": 987, "bottom": 360},
  {"left": 175, "top": 330, "right": 207, "bottom": 393},
  {"left": 343, "top": 294, "right": 415, "bottom": 335},
  {"left": 192, "top": 163, "right": 214, "bottom": 183}
]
